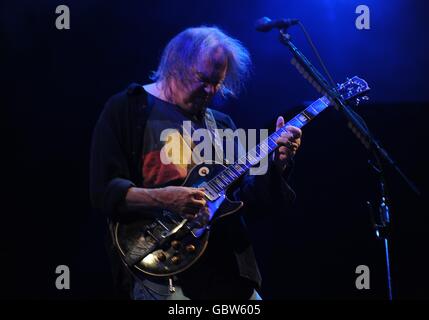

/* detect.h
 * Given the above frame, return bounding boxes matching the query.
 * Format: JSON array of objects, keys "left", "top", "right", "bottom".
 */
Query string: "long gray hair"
[{"left": 150, "top": 26, "right": 251, "bottom": 99}]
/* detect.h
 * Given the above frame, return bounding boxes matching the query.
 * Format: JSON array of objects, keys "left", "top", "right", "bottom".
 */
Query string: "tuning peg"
[
  {"left": 355, "top": 98, "right": 361, "bottom": 106},
  {"left": 362, "top": 96, "right": 370, "bottom": 101}
]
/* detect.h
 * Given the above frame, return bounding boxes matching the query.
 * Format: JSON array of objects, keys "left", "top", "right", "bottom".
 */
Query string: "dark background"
[{"left": 1, "top": 0, "right": 428, "bottom": 299}]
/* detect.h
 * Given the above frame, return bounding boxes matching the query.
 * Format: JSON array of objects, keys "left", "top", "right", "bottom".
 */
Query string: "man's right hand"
[
  {"left": 155, "top": 186, "right": 207, "bottom": 220},
  {"left": 126, "top": 186, "right": 208, "bottom": 221}
]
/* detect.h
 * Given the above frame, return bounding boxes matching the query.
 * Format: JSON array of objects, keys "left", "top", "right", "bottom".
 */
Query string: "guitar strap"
[{"left": 204, "top": 108, "right": 225, "bottom": 164}]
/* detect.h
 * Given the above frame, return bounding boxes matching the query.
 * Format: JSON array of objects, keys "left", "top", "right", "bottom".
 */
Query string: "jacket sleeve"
[
  {"left": 224, "top": 115, "right": 296, "bottom": 216},
  {"left": 90, "top": 92, "right": 135, "bottom": 218}
]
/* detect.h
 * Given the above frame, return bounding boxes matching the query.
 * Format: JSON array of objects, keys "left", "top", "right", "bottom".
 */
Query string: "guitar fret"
[
  {"left": 279, "top": 127, "right": 288, "bottom": 134},
  {"left": 219, "top": 176, "right": 228, "bottom": 185},
  {"left": 224, "top": 173, "right": 232, "bottom": 182},
  {"left": 240, "top": 161, "right": 250, "bottom": 170},
  {"left": 320, "top": 96, "right": 330, "bottom": 106},
  {"left": 256, "top": 144, "right": 265, "bottom": 157},
  {"left": 260, "top": 140, "right": 269, "bottom": 153},
  {"left": 268, "top": 137, "right": 278, "bottom": 149},
  {"left": 234, "top": 164, "right": 242, "bottom": 172},
  {"left": 307, "top": 104, "right": 319, "bottom": 116},
  {"left": 215, "top": 178, "right": 224, "bottom": 188},
  {"left": 288, "top": 117, "right": 303, "bottom": 128},
  {"left": 238, "top": 156, "right": 246, "bottom": 166},
  {"left": 227, "top": 169, "right": 238, "bottom": 178},
  {"left": 219, "top": 174, "right": 230, "bottom": 184},
  {"left": 208, "top": 181, "right": 221, "bottom": 193},
  {"left": 271, "top": 132, "right": 280, "bottom": 140},
  {"left": 297, "top": 112, "right": 310, "bottom": 124},
  {"left": 248, "top": 153, "right": 257, "bottom": 164},
  {"left": 301, "top": 109, "right": 313, "bottom": 120},
  {"left": 225, "top": 171, "right": 234, "bottom": 179},
  {"left": 303, "top": 106, "right": 317, "bottom": 118},
  {"left": 235, "top": 163, "right": 246, "bottom": 175},
  {"left": 255, "top": 150, "right": 265, "bottom": 160},
  {"left": 312, "top": 99, "right": 329, "bottom": 113}
]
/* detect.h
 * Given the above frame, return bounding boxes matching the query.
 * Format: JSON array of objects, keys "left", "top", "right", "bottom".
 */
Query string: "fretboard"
[{"left": 204, "top": 96, "right": 331, "bottom": 195}]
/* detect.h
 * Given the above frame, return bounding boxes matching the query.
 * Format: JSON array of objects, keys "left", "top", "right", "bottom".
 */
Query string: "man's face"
[{"left": 176, "top": 47, "right": 227, "bottom": 115}]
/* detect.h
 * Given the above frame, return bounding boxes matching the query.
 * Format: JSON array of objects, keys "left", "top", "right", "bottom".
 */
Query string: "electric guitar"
[{"left": 114, "top": 76, "right": 370, "bottom": 277}]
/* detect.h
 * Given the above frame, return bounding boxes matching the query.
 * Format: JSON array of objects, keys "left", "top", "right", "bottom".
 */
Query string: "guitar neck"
[{"left": 205, "top": 96, "right": 331, "bottom": 193}]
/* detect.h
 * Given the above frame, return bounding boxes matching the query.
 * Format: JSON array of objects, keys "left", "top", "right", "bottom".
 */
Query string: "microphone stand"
[{"left": 277, "top": 28, "right": 420, "bottom": 300}]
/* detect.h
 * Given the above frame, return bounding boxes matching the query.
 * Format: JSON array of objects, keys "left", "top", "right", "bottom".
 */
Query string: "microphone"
[{"left": 255, "top": 16, "right": 299, "bottom": 32}]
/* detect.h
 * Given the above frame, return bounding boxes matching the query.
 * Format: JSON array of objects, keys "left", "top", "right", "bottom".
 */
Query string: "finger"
[
  {"left": 277, "top": 134, "right": 301, "bottom": 148},
  {"left": 276, "top": 137, "right": 294, "bottom": 147},
  {"left": 191, "top": 191, "right": 206, "bottom": 200},
  {"left": 190, "top": 187, "right": 205, "bottom": 192},
  {"left": 192, "top": 188, "right": 206, "bottom": 196},
  {"left": 191, "top": 198, "right": 206, "bottom": 207},
  {"left": 294, "top": 139, "right": 301, "bottom": 149},
  {"left": 279, "top": 131, "right": 291, "bottom": 138},
  {"left": 277, "top": 141, "right": 298, "bottom": 156},
  {"left": 278, "top": 146, "right": 287, "bottom": 154},
  {"left": 276, "top": 133, "right": 292, "bottom": 146},
  {"left": 285, "top": 142, "right": 299, "bottom": 151},
  {"left": 276, "top": 116, "right": 285, "bottom": 131},
  {"left": 285, "top": 126, "right": 302, "bottom": 139},
  {"left": 276, "top": 134, "right": 290, "bottom": 142}
]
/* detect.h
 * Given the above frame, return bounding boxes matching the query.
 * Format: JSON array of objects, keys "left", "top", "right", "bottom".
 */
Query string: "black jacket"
[{"left": 89, "top": 83, "right": 296, "bottom": 297}]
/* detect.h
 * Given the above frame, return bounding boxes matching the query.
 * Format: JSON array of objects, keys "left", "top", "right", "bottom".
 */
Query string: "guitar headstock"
[{"left": 337, "top": 76, "right": 370, "bottom": 105}]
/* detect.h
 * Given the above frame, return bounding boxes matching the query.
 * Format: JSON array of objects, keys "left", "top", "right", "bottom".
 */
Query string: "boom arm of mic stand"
[
  {"left": 277, "top": 28, "right": 418, "bottom": 301},
  {"left": 278, "top": 29, "right": 420, "bottom": 196}
]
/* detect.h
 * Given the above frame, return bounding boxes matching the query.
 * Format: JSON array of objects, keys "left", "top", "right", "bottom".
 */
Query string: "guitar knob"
[
  {"left": 155, "top": 252, "right": 166, "bottom": 262},
  {"left": 171, "top": 255, "right": 181, "bottom": 265},
  {"left": 171, "top": 240, "right": 181, "bottom": 249},
  {"left": 185, "top": 244, "right": 196, "bottom": 253}
]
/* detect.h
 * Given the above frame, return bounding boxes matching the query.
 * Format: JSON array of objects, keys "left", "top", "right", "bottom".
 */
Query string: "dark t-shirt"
[
  {"left": 91, "top": 83, "right": 295, "bottom": 299},
  {"left": 141, "top": 93, "right": 207, "bottom": 188},
  {"left": 141, "top": 93, "right": 254, "bottom": 299}
]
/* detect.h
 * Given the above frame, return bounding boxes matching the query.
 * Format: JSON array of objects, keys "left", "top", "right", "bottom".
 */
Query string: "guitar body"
[{"left": 114, "top": 162, "right": 243, "bottom": 277}]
